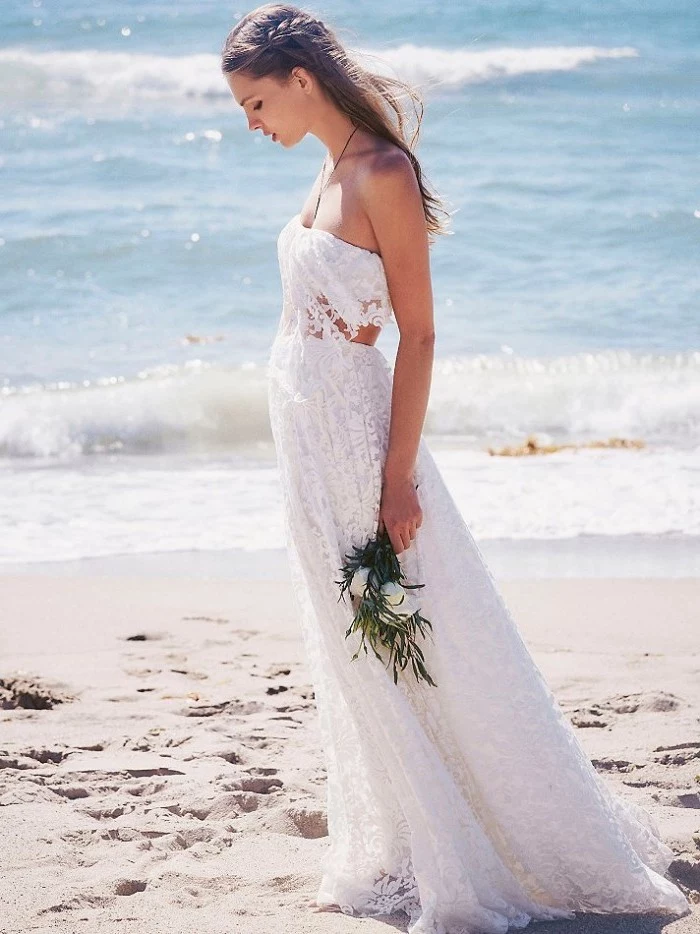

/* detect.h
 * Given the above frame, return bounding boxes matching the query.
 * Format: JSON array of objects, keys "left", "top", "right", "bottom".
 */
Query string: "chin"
[{"left": 283, "top": 129, "right": 306, "bottom": 149}]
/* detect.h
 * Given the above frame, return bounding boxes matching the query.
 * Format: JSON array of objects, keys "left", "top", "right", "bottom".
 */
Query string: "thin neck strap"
[{"left": 313, "top": 125, "right": 358, "bottom": 221}]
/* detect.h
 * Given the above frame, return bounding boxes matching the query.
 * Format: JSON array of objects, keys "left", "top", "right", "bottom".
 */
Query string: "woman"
[{"left": 221, "top": 5, "right": 690, "bottom": 932}]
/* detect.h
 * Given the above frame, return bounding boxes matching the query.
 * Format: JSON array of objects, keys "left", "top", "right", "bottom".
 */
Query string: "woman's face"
[{"left": 225, "top": 69, "right": 312, "bottom": 148}]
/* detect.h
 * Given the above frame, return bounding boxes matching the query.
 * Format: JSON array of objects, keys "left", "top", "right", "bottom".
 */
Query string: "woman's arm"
[{"left": 359, "top": 150, "right": 435, "bottom": 554}]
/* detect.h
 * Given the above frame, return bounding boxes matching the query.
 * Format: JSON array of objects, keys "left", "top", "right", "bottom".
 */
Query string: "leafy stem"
[{"left": 335, "top": 527, "right": 437, "bottom": 688}]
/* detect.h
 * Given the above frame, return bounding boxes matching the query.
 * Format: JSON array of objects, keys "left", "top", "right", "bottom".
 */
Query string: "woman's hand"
[{"left": 378, "top": 476, "right": 422, "bottom": 555}]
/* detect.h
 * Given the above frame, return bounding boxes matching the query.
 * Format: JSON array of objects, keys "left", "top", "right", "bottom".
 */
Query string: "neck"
[{"left": 310, "top": 100, "right": 356, "bottom": 162}]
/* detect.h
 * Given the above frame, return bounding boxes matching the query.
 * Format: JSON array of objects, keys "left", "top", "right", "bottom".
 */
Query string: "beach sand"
[{"left": 1, "top": 571, "right": 698, "bottom": 933}]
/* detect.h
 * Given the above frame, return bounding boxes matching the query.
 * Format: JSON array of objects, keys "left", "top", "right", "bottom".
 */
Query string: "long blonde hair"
[{"left": 221, "top": 3, "right": 451, "bottom": 241}]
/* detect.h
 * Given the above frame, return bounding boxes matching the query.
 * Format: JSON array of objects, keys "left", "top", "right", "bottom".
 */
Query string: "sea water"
[{"left": 1, "top": 0, "right": 698, "bottom": 574}]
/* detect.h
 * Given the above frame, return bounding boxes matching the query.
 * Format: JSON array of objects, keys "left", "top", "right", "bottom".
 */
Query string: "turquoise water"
[{"left": 1, "top": 0, "right": 698, "bottom": 564}]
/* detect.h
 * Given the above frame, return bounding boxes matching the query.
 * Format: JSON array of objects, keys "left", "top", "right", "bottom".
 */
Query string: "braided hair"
[{"left": 221, "top": 3, "right": 450, "bottom": 240}]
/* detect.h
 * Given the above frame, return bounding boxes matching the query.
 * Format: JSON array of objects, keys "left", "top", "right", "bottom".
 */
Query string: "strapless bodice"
[{"left": 275, "top": 213, "right": 394, "bottom": 344}]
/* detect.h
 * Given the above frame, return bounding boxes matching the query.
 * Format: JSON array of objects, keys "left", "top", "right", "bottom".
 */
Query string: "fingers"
[
  {"left": 379, "top": 510, "right": 421, "bottom": 553},
  {"left": 390, "top": 526, "right": 416, "bottom": 555},
  {"left": 385, "top": 525, "right": 404, "bottom": 555}
]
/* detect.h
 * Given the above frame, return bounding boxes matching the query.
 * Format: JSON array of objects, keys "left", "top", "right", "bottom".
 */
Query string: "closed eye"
[{"left": 253, "top": 101, "right": 262, "bottom": 110}]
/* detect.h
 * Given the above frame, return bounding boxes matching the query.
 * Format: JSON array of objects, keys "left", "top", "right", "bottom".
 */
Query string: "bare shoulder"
[
  {"left": 353, "top": 135, "right": 426, "bottom": 252},
  {"left": 356, "top": 139, "right": 420, "bottom": 206}
]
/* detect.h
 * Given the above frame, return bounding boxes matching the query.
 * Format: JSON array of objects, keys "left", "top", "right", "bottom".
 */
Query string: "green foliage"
[{"left": 335, "top": 528, "right": 437, "bottom": 688}]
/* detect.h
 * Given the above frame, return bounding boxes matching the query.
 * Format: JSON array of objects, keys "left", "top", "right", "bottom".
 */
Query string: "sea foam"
[{"left": 0, "top": 44, "right": 639, "bottom": 103}]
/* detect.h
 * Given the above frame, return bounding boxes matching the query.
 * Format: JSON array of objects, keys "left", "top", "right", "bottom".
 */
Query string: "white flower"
[
  {"left": 349, "top": 565, "right": 372, "bottom": 598},
  {"left": 379, "top": 580, "right": 406, "bottom": 605},
  {"left": 380, "top": 581, "right": 420, "bottom": 618}
]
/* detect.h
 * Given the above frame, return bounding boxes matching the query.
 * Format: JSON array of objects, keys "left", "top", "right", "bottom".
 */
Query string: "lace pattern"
[
  {"left": 276, "top": 214, "right": 393, "bottom": 345},
  {"left": 266, "top": 213, "right": 691, "bottom": 933}
]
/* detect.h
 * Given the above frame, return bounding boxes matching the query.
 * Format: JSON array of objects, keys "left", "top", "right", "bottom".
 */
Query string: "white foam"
[
  {"left": 0, "top": 361, "right": 271, "bottom": 460},
  {"left": 1, "top": 348, "right": 698, "bottom": 562},
  {"left": 0, "top": 443, "right": 696, "bottom": 565},
  {"left": 426, "top": 348, "right": 700, "bottom": 448},
  {"left": 1, "top": 349, "right": 696, "bottom": 460},
  {"left": 359, "top": 43, "right": 639, "bottom": 89},
  {"left": 0, "top": 43, "right": 639, "bottom": 103}
]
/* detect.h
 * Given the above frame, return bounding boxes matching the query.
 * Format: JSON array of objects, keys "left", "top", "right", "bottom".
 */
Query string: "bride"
[{"left": 221, "top": 5, "right": 690, "bottom": 932}]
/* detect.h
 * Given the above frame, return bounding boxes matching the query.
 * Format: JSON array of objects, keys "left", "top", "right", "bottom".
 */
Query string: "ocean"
[{"left": 1, "top": 0, "right": 698, "bottom": 576}]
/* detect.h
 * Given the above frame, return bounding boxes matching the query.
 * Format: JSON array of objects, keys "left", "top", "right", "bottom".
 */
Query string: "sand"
[{"left": 1, "top": 572, "right": 698, "bottom": 933}]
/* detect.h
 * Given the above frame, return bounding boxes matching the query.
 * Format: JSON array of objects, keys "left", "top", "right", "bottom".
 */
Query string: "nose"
[{"left": 247, "top": 115, "right": 264, "bottom": 133}]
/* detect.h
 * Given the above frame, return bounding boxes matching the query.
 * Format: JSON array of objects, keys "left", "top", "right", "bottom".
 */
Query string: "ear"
[{"left": 291, "top": 66, "right": 313, "bottom": 95}]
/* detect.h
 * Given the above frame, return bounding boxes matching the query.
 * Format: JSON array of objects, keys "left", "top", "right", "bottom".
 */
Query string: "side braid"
[{"left": 265, "top": 12, "right": 322, "bottom": 46}]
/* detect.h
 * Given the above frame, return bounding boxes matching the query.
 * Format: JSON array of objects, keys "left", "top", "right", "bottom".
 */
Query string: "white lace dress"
[{"left": 266, "top": 212, "right": 690, "bottom": 933}]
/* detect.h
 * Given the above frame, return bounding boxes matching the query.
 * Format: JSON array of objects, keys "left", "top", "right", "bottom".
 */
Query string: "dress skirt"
[{"left": 266, "top": 334, "right": 690, "bottom": 934}]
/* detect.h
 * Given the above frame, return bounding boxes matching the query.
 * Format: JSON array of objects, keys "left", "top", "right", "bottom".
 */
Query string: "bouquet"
[{"left": 335, "top": 527, "right": 437, "bottom": 688}]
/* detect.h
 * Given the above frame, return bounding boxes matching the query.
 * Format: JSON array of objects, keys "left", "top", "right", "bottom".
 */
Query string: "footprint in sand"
[
  {"left": 219, "top": 773, "right": 284, "bottom": 794},
  {"left": 180, "top": 698, "right": 264, "bottom": 718},
  {"left": 114, "top": 879, "right": 147, "bottom": 896},
  {"left": 38, "top": 892, "right": 114, "bottom": 914},
  {"left": 668, "top": 857, "right": 700, "bottom": 893},
  {"left": 163, "top": 789, "right": 276, "bottom": 821},
  {"left": 590, "top": 757, "right": 643, "bottom": 774},
  {"left": 0, "top": 745, "right": 72, "bottom": 767},
  {"left": 169, "top": 668, "right": 209, "bottom": 680},
  {"left": 255, "top": 802, "right": 328, "bottom": 839},
  {"left": 568, "top": 690, "right": 683, "bottom": 729},
  {"left": 122, "top": 666, "right": 162, "bottom": 678},
  {"left": 654, "top": 742, "right": 700, "bottom": 766},
  {"left": 228, "top": 629, "right": 262, "bottom": 641},
  {"left": 307, "top": 898, "right": 343, "bottom": 912},
  {"left": 0, "top": 676, "right": 73, "bottom": 710}
]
